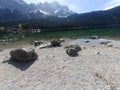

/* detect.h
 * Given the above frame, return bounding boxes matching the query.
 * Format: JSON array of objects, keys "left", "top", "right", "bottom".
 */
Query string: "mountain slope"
[
  {"left": 37, "top": 1, "right": 74, "bottom": 17},
  {"left": 0, "top": 0, "right": 74, "bottom": 20},
  {"left": 0, "top": 0, "right": 29, "bottom": 12},
  {"left": 21, "top": 6, "right": 120, "bottom": 29},
  {"left": 1, "top": 1, "right": 120, "bottom": 28},
  {"left": 67, "top": 6, "right": 120, "bottom": 27}
]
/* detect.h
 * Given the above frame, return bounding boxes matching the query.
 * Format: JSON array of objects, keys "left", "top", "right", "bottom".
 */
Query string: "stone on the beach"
[
  {"left": 66, "top": 48, "right": 79, "bottom": 56},
  {"left": 85, "top": 40, "right": 90, "bottom": 43},
  {"left": 107, "top": 44, "right": 113, "bottom": 47},
  {"left": 50, "top": 39, "right": 62, "bottom": 47},
  {"left": 92, "top": 45, "right": 96, "bottom": 47},
  {"left": 31, "top": 41, "right": 43, "bottom": 46},
  {"left": 65, "top": 44, "right": 82, "bottom": 52},
  {"left": 34, "top": 41, "right": 43, "bottom": 46},
  {"left": 91, "top": 35, "right": 99, "bottom": 39},
  {"left": 82, "top": 46, "right": 86, "bottom": 49},
  {"left": 10, "top": 48, "right": 38, "bottom": 62},
  {"left": 100, "top": 41, "right": 111, "bottom": 45},
  {"left": 65, "top": 45, "right": 81, "bottom": 56},
  {"left": 50, "top": 55, "right": 55, "bottom": 58},
  {"left": 96, "top": 52, "right": 101, "bottom": 55}
]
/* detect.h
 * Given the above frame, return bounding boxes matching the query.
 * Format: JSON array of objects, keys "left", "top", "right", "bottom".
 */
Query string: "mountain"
[
  {"left": 1, "top": 0, "right": 120, "bottom": 29},
  {"left": 0, "top": 0, "right": 29, "bottom": 12},
  {"left": 0, "top": 0, "right": 74, "bottom": 21},
  {"left": 37, "top": 1, "right": 74, "bottom": 17},
  {"left": 22, "top": 6, "right": 120, "bottom": 29},
  {"left": 67, "top": 6, "right": 120, "bottom": 27}
]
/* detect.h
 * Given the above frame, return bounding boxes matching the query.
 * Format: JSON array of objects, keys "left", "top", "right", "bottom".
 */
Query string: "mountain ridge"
[
  {"left": 0, "top": 0, "right": 74, "bottom": 19},
  {"left": 0, "top": 0, "right": 120, "bottom": 28}
]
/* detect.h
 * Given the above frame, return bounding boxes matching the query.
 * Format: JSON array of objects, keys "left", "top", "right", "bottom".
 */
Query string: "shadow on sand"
[{"left": 7, "top": 59, "right": 36, "bottom": 71}]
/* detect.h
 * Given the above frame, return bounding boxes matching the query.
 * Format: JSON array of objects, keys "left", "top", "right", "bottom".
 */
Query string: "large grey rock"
[
  {"left": 50, "top": 39, "right": 62, "bottom": 47},
  {"left": 65, "top": 45, "right": 82, "bottom": 56},
  {"left": 66, "top": 48, "right": 78, "bottom": 56},
  {"left": 10, "top": 48, "right": 38, "bottom": 62},
  {"left": 65, "top": 44, "right": 81, "bottom": 52}
]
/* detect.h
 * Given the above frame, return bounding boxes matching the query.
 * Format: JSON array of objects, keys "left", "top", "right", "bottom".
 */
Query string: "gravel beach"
[{"left": 0, "top": 39, "right": 120, "bottom": 90}]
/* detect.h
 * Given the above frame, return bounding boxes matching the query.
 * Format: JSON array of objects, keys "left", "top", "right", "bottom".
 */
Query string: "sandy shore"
[{"left": 1, "top": 40, "right": 120, "bottom": 90}]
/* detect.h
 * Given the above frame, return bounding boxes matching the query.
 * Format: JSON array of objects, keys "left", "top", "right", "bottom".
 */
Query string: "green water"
[
  {"left": 24, "top": 27, "right": 120, "bottom": 40},
  {"left": 1, "top": 27, "right": 120, "bottom": 49}
]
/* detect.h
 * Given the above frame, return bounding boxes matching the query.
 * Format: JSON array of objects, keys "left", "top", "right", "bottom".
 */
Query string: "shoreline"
[{"left": 1, "top": 37, "right": 120, "bottom": 49}]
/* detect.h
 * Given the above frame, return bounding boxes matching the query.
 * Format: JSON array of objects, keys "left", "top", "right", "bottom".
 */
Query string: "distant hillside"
[{"left": 67, "top": 6, "right": 120, "bottom": 27}]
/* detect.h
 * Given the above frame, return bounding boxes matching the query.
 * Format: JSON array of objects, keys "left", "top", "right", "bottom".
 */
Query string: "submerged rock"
[{"left": 10, "top": 48, "right": 38, "bottom": 62}]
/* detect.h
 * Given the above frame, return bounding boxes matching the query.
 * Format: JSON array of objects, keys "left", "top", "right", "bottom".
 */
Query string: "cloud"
[{"left": 103, "top": 0, "right": 120, "bottom": 10}]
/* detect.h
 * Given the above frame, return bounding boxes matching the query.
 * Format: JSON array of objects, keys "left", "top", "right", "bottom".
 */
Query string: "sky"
[{"left": 24, "top": 0, "right": 120, "bottom": 13}]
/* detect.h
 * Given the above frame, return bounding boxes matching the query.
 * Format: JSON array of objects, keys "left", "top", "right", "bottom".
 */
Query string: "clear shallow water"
[{"left": 72, "top": 38, "right": 120, "bottom": 47}]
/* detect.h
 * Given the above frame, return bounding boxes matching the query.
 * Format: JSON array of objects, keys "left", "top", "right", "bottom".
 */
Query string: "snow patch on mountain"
[
  {"left": 0, "top": 0, "right": 75, "bottom": 18},
  {"left": 55, "top": 9, "right": 60, "bottom": 14},
  {"left": 39, "top": 9, "right": 50, "bottom": 15},
  {"left": 15, "top": 0, "right": 25, "bottom": 5}
]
